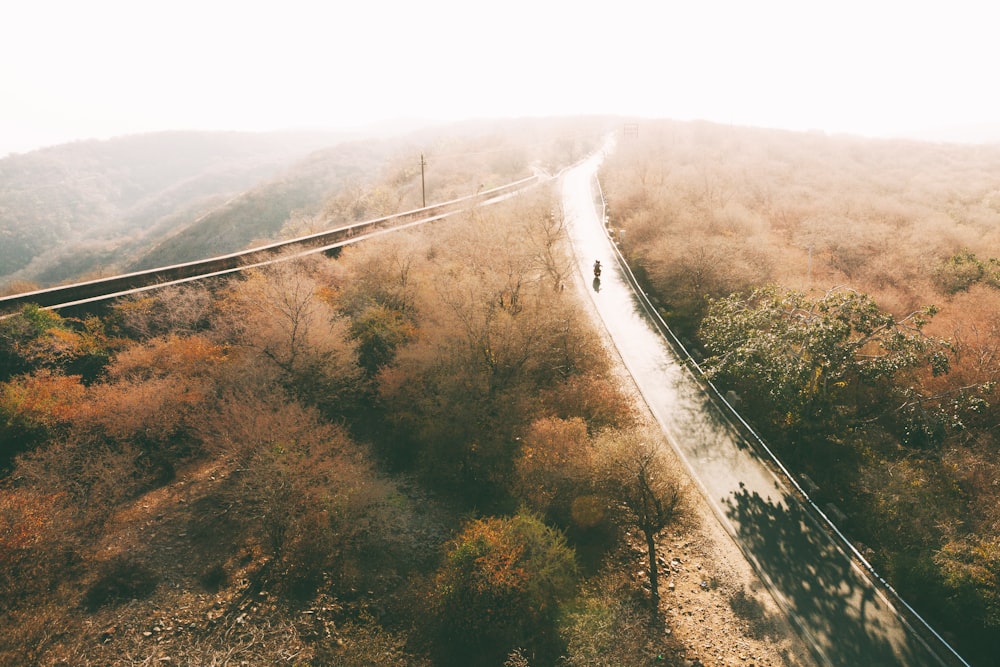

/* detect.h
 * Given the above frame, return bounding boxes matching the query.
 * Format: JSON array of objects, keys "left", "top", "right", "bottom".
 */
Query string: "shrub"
[
  {"left": 429, "top": 513, "right": 577, "bottom": 667},
  {"left": 934, "top": 250, "right": 985, "bottom": 294}
]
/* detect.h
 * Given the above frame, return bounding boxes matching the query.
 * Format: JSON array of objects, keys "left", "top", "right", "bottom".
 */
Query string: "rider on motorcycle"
[{"left": 593, "top": 260, "right": 602, "bottom": 278}]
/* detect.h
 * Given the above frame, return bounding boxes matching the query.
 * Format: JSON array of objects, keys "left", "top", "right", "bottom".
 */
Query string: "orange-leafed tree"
[
  {"left": 514, "top": 417, "right": 593, "bottom": 528},
  {"left": 0, "top": 370, "right": 85, "bottom": 468},
  {"left": 430, "top": 513, "right": 577, "bottom": 667}
]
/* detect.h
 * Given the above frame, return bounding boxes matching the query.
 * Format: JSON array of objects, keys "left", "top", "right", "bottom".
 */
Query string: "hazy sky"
[{"left": 2, "top": 0, "right": 997, "bottom": 156}]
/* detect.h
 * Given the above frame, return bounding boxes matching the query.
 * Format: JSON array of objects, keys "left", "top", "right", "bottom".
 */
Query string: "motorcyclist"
[{"left": 593, "top": 260, "right": 602, "bottom": 278}]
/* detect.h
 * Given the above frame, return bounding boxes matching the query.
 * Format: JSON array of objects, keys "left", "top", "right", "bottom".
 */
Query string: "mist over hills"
[
  {"left": 16, "top": 114, "right": 996, "bottom": 295},
  {"left": 0, "top": 130, "right": 355, "bottom": 289},
  {"left": 0, "top": 117, "right": 600, "bottom": 292}
]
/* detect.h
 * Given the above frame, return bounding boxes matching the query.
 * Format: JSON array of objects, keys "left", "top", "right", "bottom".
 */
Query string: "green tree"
[
  {"left": 0, "top": 305, "right": 111, "bottom": 382},
  {"left": 699, "top": 286, "right": 949, "bottom": 438},
  {"left": 934, "top": 538, "right": 1000, "bottom": 638},
  {"left": 933, "top": 250, "right": 984, "bottom": 294},
  {"left": 430, "top": 513, "right": 577, "bottom": 667}
]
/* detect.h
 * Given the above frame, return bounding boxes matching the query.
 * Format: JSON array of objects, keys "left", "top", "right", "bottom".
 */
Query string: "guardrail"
[
  {"left": 0, "top": 175, "right": 542, "bottom": 316},
  {"left": 592, "top": 172, "right": 970, "bottom": 667}
]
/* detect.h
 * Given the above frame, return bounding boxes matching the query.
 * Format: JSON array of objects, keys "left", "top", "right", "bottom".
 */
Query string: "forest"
[
  {"left": 601, "top": 120, "right": 1000, "bottom": 665},
  {"left": 0, "top": 121, "right": 813, "bottom": 666}
]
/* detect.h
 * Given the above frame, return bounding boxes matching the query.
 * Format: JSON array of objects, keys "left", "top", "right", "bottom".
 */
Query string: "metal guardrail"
[
  {"left": 0, "top": 175, "right": 543, "bottom": 316},
  {"left": 592, "top": 172, "right": 970, "bottom": 667}
]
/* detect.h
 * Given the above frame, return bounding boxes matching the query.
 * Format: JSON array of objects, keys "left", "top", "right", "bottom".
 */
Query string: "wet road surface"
[{"left": 560, "top": 147, "right": 958, "bottom": 667}]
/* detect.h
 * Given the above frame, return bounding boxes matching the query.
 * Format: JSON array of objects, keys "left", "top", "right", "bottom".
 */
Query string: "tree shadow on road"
[{"left": 724, "top": 487, "right": 939, "bottom": 667}]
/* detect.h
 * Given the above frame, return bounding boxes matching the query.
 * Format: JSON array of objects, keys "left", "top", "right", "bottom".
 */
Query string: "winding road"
[{"left": 560, "top": 144, "right": 962, "bottom": 667}]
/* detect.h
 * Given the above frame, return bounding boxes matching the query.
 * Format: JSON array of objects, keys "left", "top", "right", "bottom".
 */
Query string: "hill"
[
  {"left": 0, "top": 130, "right": 348, "bottom": 288},
  {"left": 124, "top": 139, "right": 398, "bottom": 271},
  {"left": 0, "top": 117, "right": 600, "bottom": 291}
]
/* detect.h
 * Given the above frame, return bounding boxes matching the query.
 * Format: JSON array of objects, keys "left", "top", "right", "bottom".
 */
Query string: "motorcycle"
[{"left": 593, "top": 260, "right": 602, "bottom": 278}]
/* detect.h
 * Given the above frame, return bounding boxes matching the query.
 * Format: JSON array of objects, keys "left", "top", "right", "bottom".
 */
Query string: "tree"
[
  {"left": 331, "top": 237, "right": 419, "bottom": 376},
  {"left": 0, "top": 305, "right": 111, "bottom": 382},
  {"left": 934, "top": 538, "right": 1000, "bottom": 639},
  {"left": 215, "top": 256, "right": 363, "bottom": 417},
  {"left": 592, "top": 428, "right": 690, "bottom": 610},
  {"left": 698, "top": 286, "right": 950, "bottom": 439},
  {"left": 514, "top": 417, "right": 593, "bottom": 528},
  {"left": 933, "top": 250, "right": 985, "bottom": 294},
  {"left": 430, "top": 513, "right": 577, "bottom": 667}
]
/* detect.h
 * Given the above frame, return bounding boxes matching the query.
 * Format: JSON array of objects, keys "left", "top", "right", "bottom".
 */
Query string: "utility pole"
[{"left": 420, "top": 153, "right": 427, "bottom": 208}]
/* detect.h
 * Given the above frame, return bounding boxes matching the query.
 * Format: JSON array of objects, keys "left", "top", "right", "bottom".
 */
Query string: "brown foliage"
[
  {"left": 591, "top": 427, "right": 692, "bottom": 607},
  {"left": 371, "top": 192, "right": 615, "bottom": 503},
  {"left": 602, "top": 119, "right": 1000, "bottom": 657},
  {"left": 214, "top": 255, "right": 363, "bottom": 415},
  {"left": 110, "top": 283, "right": 214, "bottom": 339},
  {"left": 515, "top": 417, "right": 593, "bottom": 526}
]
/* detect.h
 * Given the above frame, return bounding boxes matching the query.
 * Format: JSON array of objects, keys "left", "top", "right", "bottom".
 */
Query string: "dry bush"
[
  {"left": 559, "top": 569, "right": 667, "bottom": 667},
  {"left": 0, "top": 487, "right": 81, "bottom": 612},
  {"left": 214, "top": 254, "right": 364, "bottom": 416},
  {"left": 197, "top": 391, "right": 403, "bottom": 596},
  {"left": 0, "top": 370, "right": 86, "bottom": 467},
  {"left": 16, "top": 433, "right": 151, "bottom": 529},
  {"left": 110, "top": 283, "right": 214, "bottom": 340}
]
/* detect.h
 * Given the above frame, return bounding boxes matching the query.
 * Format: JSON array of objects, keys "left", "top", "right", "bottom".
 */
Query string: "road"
[{"left": 560, "top": 145, "right": 958, "bottom": 667}]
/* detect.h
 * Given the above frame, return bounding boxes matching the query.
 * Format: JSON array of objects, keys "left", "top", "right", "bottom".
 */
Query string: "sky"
[{"left": 2, "top": 0, "right": 998, "bottom": 156}]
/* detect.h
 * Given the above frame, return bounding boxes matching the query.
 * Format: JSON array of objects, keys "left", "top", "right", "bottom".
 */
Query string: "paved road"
[{"left": 561, "top": 146, "right": 956, "bottom": 667}]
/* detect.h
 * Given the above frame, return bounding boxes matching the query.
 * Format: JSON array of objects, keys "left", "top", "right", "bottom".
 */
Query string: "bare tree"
[{"left": 592, "top": 427, "right": 691, "bottom": 610}]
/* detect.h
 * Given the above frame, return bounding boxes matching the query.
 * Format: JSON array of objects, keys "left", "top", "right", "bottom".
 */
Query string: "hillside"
[
  {"left": 601, "top": 120, "right": 1000, "bottom": 665},
  {"left": 0, "top": 130, "right": 348, "bottom": 288},
  {"left": 0, "top": 118, "right": 822, "bottom": 666},
  {"left": 1, "top": 118, "right": 604, "bottom": 292},
  {"left": 124, "top": 139, "right": 396, "bottom": 271}
]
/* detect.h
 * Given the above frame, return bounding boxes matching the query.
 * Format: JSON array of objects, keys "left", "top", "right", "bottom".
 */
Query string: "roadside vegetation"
[
  {"left": 601, "top": 120, "right": 1000, "bottom": 664},
  {"left": 0, "top": 122, "right": 788, "bottom": 665}
]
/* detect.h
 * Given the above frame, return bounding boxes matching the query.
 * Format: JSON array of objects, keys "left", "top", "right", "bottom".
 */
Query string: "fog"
[{"left": 2, "top": 0, "right": 998, "bottom": 156}]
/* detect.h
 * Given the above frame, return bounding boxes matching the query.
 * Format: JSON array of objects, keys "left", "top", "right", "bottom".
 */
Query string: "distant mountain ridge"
[
  {"left": 126, "top": 139, "right": 404, "bottom": 272},
  {"left": 0, "top": 116, "right": 615, "bottom": 291},
  {"left": 0, "top": 130, "right": 353, "bottom": 289}
]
